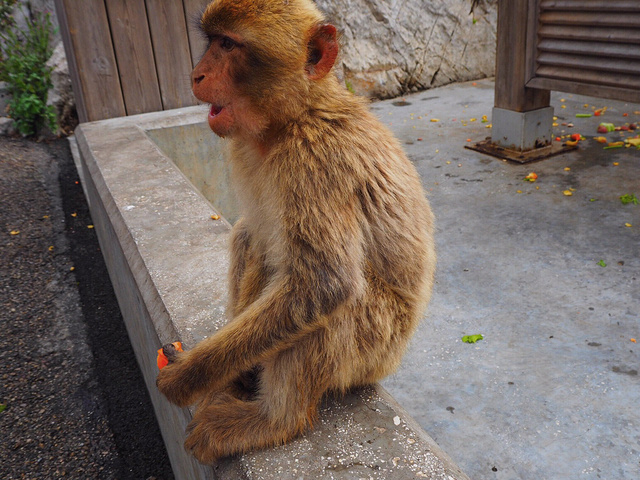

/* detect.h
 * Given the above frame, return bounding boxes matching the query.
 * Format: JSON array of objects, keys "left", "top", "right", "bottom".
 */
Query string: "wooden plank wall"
[{"left": 54, "top": 0, "right": 209, "bottom": 122}]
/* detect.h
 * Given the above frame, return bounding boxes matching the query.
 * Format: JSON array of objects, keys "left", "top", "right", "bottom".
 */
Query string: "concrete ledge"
[{"left": 72, "top": 106, "right": 468, "bottom": 480}]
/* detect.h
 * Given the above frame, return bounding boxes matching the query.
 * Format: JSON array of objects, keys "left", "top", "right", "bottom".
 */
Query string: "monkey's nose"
[{"left": 192, "top": 74, "right": 205, "bottom": 86}]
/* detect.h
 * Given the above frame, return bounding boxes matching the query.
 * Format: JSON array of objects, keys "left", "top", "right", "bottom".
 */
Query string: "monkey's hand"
[{"left": 156, "top": 346, "right": 211, "bottom": 407}]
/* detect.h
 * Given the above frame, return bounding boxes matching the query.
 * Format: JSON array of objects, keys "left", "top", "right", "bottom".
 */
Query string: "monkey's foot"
[{"left": 185, "top": 394, "right": 303, "bottom": 463}]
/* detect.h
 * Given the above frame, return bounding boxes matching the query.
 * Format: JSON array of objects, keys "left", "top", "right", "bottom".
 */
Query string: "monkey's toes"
[{"left": 185, "top": 420, "right": 223, "bottom": 463}]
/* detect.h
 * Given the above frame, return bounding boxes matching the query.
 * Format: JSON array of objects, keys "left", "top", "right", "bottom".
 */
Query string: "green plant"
[
  {"left": 0, "top": 8, "right": 57, "bottom": 136},
  {"left": 0, "top": 0, "right": 17, "bottom": 32}
]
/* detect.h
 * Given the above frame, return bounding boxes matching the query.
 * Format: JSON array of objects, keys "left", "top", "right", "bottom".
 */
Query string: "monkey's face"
[
  {"left": 193, "top": 0, "right": 337, "bottom": 139},
  {"left": 191, "top": 33, "right": 267, "bottom": 138}
]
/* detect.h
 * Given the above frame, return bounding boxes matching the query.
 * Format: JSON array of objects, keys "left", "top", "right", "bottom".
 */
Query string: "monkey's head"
[{"left": 192, "top": 0, "right": 339, "bottom": 139}]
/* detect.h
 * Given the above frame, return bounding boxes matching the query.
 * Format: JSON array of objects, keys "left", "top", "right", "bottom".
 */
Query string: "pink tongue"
[{"left": 210, "top": 105, "right": 222, "bottom": 117}]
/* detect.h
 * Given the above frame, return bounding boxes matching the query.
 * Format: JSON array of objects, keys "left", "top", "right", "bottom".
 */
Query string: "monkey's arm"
[{"left": 157, "top": 179, "right": 365, "bottom": 407}]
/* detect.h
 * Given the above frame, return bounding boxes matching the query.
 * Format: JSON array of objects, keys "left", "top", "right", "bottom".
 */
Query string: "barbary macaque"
[{"left": 156, "top": 0, "right": 436, "bottom": 462}]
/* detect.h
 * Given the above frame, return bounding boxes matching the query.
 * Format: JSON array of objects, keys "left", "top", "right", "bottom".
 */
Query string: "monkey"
[{"left": 156, "top": 0, "right": 436, "bottom": 463}]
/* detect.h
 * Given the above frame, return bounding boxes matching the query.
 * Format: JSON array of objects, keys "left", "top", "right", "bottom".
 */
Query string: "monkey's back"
[
  {"left": 229, "top": 90, "right": 435, "bottom": 387},
  {"left": 332, "top": 104, "right": 436, "bottom": 383}
]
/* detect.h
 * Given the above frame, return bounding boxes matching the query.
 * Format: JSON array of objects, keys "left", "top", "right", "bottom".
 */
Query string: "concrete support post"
[{"left": 492, "top": 106, "right": 554, "bottom": 151}]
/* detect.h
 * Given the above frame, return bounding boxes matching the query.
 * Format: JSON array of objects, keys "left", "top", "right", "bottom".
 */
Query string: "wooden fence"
[{"left": 54, "top": 0, "right": 209, "bottom": 123}]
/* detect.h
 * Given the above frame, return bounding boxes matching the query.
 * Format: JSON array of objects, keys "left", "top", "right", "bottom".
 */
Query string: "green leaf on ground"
[{"left": 462, "top": 334, "right": 484, "bottom": 344}]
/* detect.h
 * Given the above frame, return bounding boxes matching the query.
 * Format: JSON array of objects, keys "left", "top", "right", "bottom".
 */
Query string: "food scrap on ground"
[
  {"left": 597, "top": 123, "right": 615, "bottom": 133},
  {"left": 605, "top": 141, "right": 625, "bottom": 150},
  {"left": 462, "top": 334, "right": 484, "bottom": 344},
  {"left": 524, "top": 172, "right": 538, "bottom": 182},
  {"left": 620, "top": 194, "right": 638, "bottom": 205}
]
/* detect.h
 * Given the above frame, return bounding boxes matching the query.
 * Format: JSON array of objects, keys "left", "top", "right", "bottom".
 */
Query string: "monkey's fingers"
[{"left": 157, "top": 341, "right": 183, "bottom": 370}]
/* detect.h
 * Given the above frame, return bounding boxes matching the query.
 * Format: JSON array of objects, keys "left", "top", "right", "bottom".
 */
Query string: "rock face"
[
  {"left": 12, "top": 0, "right": 60, "bottom": 45},
  {"left": 316, "top": 0, "right": 497, "bottom": 98},
  {"left": 46, "top": 42, "right": 77, "bottom": 134}
]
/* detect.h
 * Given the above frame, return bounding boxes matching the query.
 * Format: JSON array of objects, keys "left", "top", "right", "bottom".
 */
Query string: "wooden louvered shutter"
[{"left": 526, "top": 0, "right": 640, "bottom": 103}]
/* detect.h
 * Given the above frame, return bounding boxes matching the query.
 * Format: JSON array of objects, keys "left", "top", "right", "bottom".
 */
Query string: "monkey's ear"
[{"left": 305, "top": 24, "right": 338, "bottom": 81}]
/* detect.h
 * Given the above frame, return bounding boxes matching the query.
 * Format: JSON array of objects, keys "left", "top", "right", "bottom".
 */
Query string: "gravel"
[{"left": 0, "top": 135, "right": 174, "bottom": 480}]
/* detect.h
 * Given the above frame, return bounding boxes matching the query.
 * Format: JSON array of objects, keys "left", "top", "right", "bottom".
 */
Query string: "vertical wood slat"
[
  {"left": 55, "top": 0, "right": 126, "bottom": 122},
  {"left": 183, "top": 0, "right": 210, "bottom": 67},
  {"left": 145, "top": 0, "right": 196, "bottom": 110},
  {"left": 54, "top": 0, "right": 87, "bottom": 122},
  {"left": 105, "top": 0, "right": 163, "bottom": 115}
]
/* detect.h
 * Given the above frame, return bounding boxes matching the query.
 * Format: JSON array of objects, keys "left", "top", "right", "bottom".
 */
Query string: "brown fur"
[{"left": 156, "top": 0, "right": 436, "bottom": 463}]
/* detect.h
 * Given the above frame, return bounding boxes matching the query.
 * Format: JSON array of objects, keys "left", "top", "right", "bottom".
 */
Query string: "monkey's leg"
[{"left": 184, "top": 337, "right": 326, "bottom": 462}]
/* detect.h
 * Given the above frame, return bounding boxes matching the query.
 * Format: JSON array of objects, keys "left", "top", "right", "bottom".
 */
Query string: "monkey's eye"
[{"left": 219, "top": 36, "right": 236, "bottom": 52}]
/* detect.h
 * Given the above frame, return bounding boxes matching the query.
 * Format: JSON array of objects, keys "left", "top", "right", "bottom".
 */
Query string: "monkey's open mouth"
[{"left": 209, "top": 104, "right": 223, "bottom": 118}]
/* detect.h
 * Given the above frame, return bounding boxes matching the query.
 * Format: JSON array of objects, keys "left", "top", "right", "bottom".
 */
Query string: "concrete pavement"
[{"left": 378, "top": 79, "right": 639, "bottom": 480}]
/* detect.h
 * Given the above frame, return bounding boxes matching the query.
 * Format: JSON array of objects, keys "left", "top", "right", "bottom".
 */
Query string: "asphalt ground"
[{"left": 0, "top": 136, "right": 174, "bottom": 480}]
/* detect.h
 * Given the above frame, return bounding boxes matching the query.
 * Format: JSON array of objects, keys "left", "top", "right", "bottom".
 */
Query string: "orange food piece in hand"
[{"left": 157, "top": 341, "right": 183, "bottom": 370}]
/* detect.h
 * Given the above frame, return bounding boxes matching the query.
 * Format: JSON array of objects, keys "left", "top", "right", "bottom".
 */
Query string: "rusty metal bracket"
[{"left": 465, "top": 138, "right": 577, "bottom": 164}]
